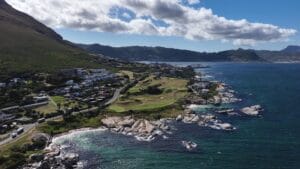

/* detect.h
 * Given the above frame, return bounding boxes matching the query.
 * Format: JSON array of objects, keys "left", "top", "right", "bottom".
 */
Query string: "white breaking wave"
[{"left": 51, "top": 127, "right": 108, "bottom": 145}]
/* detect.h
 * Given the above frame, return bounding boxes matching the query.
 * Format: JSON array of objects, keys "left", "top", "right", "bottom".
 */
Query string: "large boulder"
[
  {"left": 241, "top": 105, "right": 262, "bottom": 116},
  {"left": 31, "top": 133, "right": 50, "bottom": 149},
  {"left": 62, "top": 153, "right": 79, "bottom": 169},
  {"left": 176, "top": 115, "right": 183, "bottom": 121},
  {"left": 183, "top": 114, "right": 197, "bottom": 123},
  {"left": 37, "top": 161, "right": 51, "bottom": 169},
  {"left": 101, "top": 117, "right": 122, "bottom": 128},
  {"left": 131, "top": 119, "right": 143, "bottom": 131},
  {"left": 30, "top": 153, "right": 45, "bottom": 162},
  {"left": 118, "top": 117, "right": 135, "bottom": 127},
  {"left": 144, "top": 121, "right": 155, "bottom": 134},
  {"left": 209, "top": 122, "right": 235, "bottom": 131},
  {"left": 191, "top": 115, "right": 200, "bottom": 123}
]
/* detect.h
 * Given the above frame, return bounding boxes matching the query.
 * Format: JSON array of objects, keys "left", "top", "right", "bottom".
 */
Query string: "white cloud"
[
  {"left": 187, "top": 0, "right": 201, "bottom": 5},
  {"left": 6, "top": 0, "right": 297, "bottom": 45},
  {"left": 122, "top": 12, "right": 131, "bottom": 19}
]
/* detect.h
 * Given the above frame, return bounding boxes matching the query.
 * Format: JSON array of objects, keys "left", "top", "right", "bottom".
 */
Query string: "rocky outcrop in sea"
[
  {"left": 23, "top": 143, "right": 82, "bottom": 169},
  {"left": 101, "top": 116, "right": 172, "bottom": 142}
]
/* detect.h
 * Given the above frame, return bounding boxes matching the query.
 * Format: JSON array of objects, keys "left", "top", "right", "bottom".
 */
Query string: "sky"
[{"left": 6, "top": 0, "right": 300, "bottom": 52}]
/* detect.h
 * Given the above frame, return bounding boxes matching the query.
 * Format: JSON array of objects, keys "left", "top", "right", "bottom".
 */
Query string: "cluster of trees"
[
  {"left": 0, "top": 86, "right": 30, "bottom": 108},
  {"left": 143, "top": 84, "right": 163, "bottom": 95}
]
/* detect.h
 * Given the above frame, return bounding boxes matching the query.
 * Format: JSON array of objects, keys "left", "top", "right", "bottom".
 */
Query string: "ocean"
[{"left": 53, "top": 63, "right": 300, "bottom": 169}]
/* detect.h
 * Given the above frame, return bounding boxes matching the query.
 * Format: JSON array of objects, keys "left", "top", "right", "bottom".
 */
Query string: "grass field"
[
  {"left": 117, "top": 70, "right": 135, "bottom": 81},
  {"left": 38, "top": 114, "right": 102, "bottom": 135},
  {"left": 50, "top": 96, "right": 87, "bottom": 110},
  {"left": 51, "top": 96, "right": 66, "bottom": 105},
  {"left": 108, "top": 76, "right": 188, "bottom": 113},
  {"left": 0, "top": 128, "right": 39, "bottom": 169},
  {"left": 34, "top": 101, "right": 57, "bottom": 115}
]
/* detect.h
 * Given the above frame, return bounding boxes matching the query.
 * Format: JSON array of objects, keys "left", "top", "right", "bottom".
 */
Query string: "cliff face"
[
  {"left": 0, "top": 1, "right": 101, "bottom": 77},
  {"left": 0, "top": 1, "right": 63, "bottom": 41}
]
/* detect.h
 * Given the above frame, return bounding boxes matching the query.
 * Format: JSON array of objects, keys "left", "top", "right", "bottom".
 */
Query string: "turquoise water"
[{"left": 56, "top": 63, "right": 300, "bottom": 169}]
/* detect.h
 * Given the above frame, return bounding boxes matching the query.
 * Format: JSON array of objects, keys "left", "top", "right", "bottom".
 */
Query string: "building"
[
  {"left": 0, "top": 111, "right": 16, "bottom": 125},
  {"left": 16, "top": 117, "right": 34, "bottom": 124},
  {"left": 0, "top": 83, "right": 6, "bottom": 88},
  {"left": 33, "top": 95, "right": 49, "bottom": 103}
]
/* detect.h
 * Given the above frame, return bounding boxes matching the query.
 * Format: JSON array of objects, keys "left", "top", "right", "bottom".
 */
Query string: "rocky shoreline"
[
  {"left": 23, "top": 73, "right": 264, "bottom": 168},
  {"left": 101, "top": 116, "right": 172, "bottom": 142},
  {"left": 22, "top": 128, "right": 109, "bottom": 169},
  {"left": 23, "top": 144, "right": 82, "bottom": 169}
]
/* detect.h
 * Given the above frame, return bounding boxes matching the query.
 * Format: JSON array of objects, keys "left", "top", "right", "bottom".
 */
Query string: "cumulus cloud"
[
  {"left": 6, "top": 0, "right": 296, "bottom": 45},
  {"left": 186, "top": 0, "right": 201, "bottom": 5}
]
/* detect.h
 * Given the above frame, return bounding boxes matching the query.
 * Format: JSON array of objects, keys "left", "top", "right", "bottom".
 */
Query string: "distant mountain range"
[
  {"left": 281, "top": 45, "right": 300, "bottom": 53},
  {"left": 78, "top": 44, "right": 300, "bottom": 62},
  {"left": 1, "top": 0, "right": 300, "bottom": 80}
]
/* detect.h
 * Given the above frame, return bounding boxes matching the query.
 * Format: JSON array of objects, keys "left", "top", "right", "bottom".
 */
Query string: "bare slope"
[{"left": 0, "top": 1, "right": 100, "bottom": 78}]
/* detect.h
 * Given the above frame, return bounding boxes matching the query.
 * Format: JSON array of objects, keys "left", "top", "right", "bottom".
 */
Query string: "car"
[
  {"left": 17, "top": 127, "right": 24, "bottom": 134},
  {"left": 11, "top": 133, "right": 17, "bottom": 138},
  {"left": 38, "top": 118, "right": 46, "bottom": 123}
]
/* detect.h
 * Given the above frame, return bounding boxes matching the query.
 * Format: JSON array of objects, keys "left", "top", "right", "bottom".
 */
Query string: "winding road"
[
  {"left": 105, "top": 88, "right": 123, "bottom": 106},
  {"left": 0, "top": 123, "right": 37, "bottom": 146}
]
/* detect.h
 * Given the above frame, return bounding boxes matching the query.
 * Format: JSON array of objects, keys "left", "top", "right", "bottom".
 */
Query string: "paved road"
[
  {"left": 105, "top": 88, "right": 123, "bottom": 106},
  {"left": 48, "top": 96, "right": 57, "bottom": 107},
  {"left": 0, "top": 123, "right": 37, "bottom": 146}
]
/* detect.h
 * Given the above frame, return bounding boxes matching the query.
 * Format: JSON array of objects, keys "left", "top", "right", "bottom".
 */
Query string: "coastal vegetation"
[
  {"left": 117, "top": 70, "right": 135, "bottom": 81},
  {"left": 38, "top": 113, "right": 103, "bottom": 135},
  {"left": 0, "top": 128, "right": 40, "bottom": 169},
  {"left": 108, "top": 75, "right": 189, "bottom": 118},
  {"left": 33, "top": 101, "right": 57, "bottom": 115},
  {"left": 0, "top": 3, "right": 200, "bottom": 168},
  {"left": 0, "top": 111, "right": 105, "bottom": 169}
]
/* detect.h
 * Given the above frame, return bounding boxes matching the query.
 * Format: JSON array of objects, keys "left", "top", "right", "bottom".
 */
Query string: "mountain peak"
[
  {"left": 0, "top": 0, "right": 63, "bottom": 41},
  {"left": 0, "top": 0, "right": 7, "bottom": 4},
  {"left": 281, "top": 45, "right": 300, "bottom": 53},
  {"left": 0, "top": 1, "right": 103, "bottom": 77}
]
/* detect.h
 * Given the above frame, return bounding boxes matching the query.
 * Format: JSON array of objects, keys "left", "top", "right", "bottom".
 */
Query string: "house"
[
  {"left": 65, "top": 80, "right": 74, "bottom": 86},
  {"left": 33, "top": 95, "right": 49, "bottom": 102},
  {"left": 0, "top": 111, "right": 16, "bottom": 124},
  {"left": 0, "top": 83, "right": 6, "bottom": 88},
  {"left": 1, "top": 106, "right": 20, "bottom": 112},
  {"left": 60, "top": 69, "right": 78, "bottom": 78},
  {"left": 75, "top": 68, "right": 88, "bottom": 77},
  {"left": 16, "top": 117, "right": 34, "bottom": 124},
  {"left": 71, "top": 84, "right": 81, "bottom": 90},
  {"left": 8, "top": 78, "right": 25, "bottom": 87}
]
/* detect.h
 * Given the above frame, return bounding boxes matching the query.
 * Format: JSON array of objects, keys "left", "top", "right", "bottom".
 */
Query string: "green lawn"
[
  {"left": 0, "top": 128, "right": 39, "bottom": 169},
  {"left": 38, "top": 115, "right": 102, "bottom": 135},
  {"left": 118, "top": 70, "right": 135, "bottom": 81},
  {"left": 108, "top": 76, "right": 188, "bottom": 113},
  {"left": 51, "top": 96, "right": 65, "bottom": 105},
  {"left": 34, "top": 101, "right": 57, "bottom": 115},
  {"left": 51, "top": 96, "right": 87, "bottom": 110}
]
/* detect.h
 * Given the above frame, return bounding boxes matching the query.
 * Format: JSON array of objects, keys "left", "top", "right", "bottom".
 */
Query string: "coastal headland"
[{"left": 0, "top": 62, "right": 263, "bottom": 169}]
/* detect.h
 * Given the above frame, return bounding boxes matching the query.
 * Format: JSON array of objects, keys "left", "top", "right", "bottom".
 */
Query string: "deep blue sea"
[{"left": 54, "top": 63, "right": 300, "bottom": 169}]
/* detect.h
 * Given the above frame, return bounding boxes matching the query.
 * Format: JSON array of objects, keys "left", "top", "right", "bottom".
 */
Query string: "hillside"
[
  {"left": 0, "top": 1, "right": 102, "bottom": 79},
  {"left": 78, "top": 44, "right": 263, "bottom": 62},
  {"left": 281, "top": 45, "right": 300, "bottom": 53}
]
